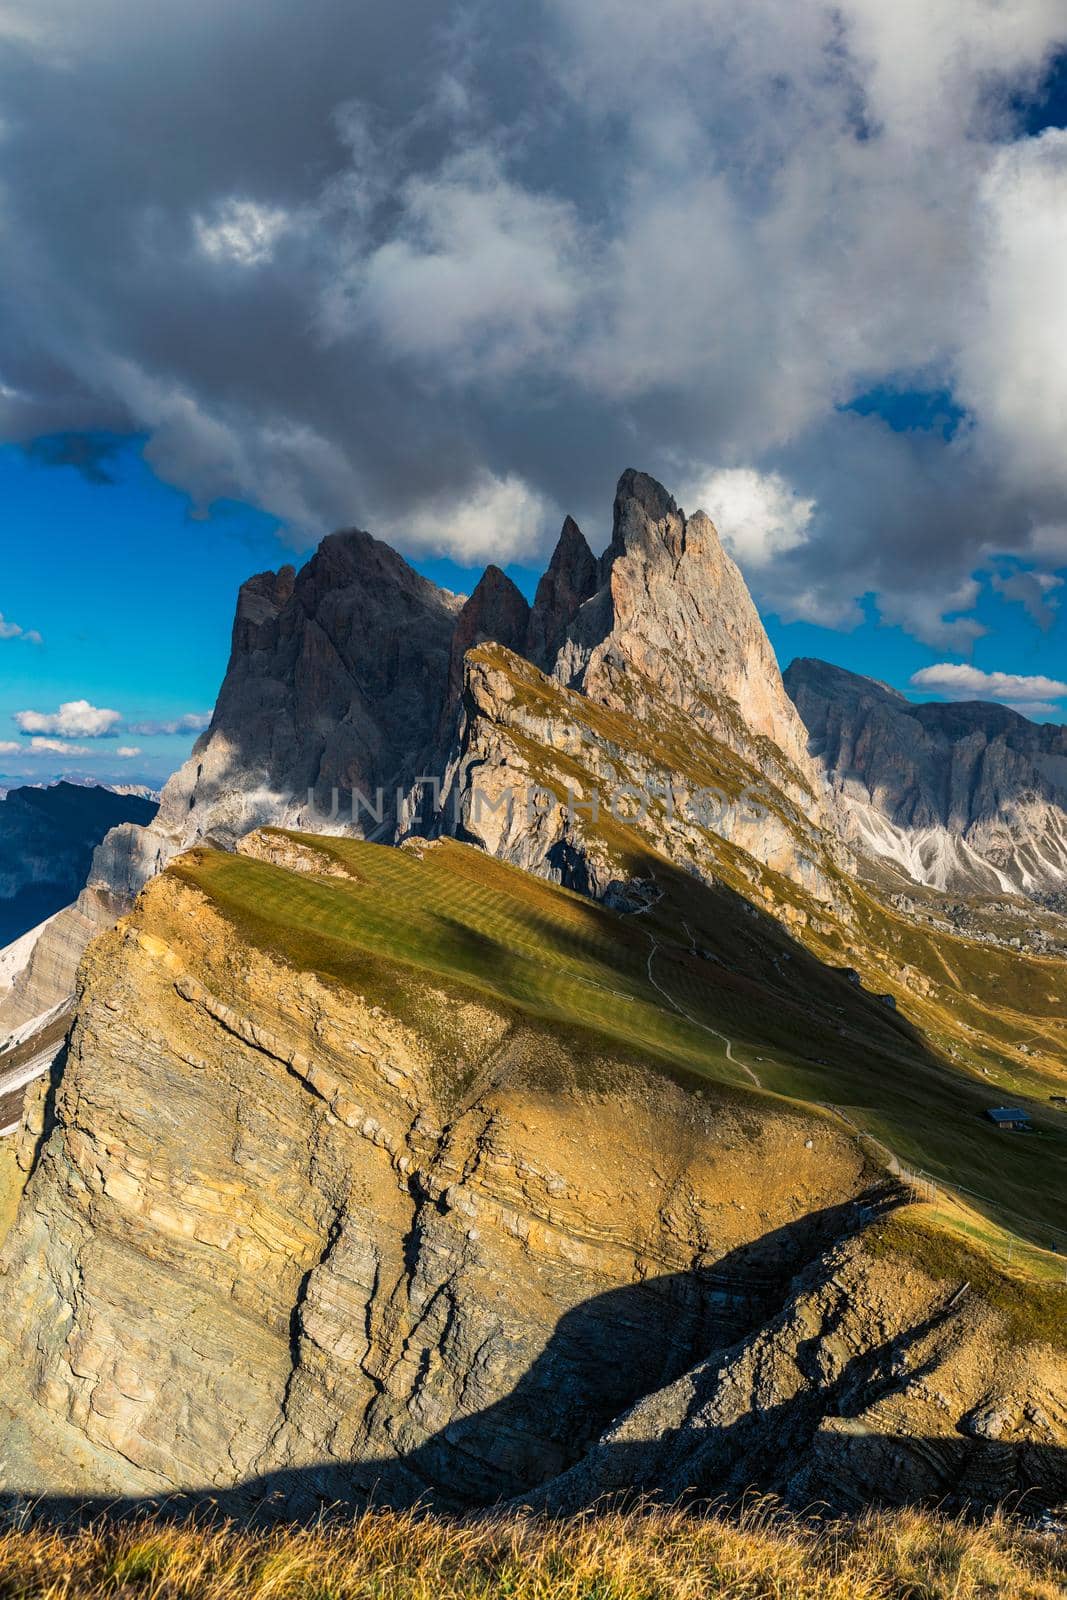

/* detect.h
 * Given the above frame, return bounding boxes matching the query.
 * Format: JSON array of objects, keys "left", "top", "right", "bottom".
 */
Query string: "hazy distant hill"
[{"left": 0, "top": 781, "right": 157, "bottom": 946}]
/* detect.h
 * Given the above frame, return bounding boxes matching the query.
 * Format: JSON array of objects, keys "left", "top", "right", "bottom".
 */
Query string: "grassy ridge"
[
  {"left": 1, "top": 1505, "right": 1063, "bottom": 1600},
  {"left": 470, "top": 642, "right": 1067, "bottom": 1101},
  {"left": 172, "top": 836, "right": 1067, "bottom": 1273}
]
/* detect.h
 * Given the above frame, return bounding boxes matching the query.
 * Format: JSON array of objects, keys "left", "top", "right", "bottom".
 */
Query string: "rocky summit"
[{"left": 0, "top": 470, "right": 1065, "bottom": 1522}]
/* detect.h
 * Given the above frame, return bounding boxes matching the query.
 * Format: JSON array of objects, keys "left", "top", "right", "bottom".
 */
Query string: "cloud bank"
[
  {"left": 910, "top": 663, "right": 1067, "bottom": 709},
  {"left": 0, "top": 0, "right": 1065, "bottom": 648},
  {"left": 14, "top": 700, "right": 122, "bottom": 738}
]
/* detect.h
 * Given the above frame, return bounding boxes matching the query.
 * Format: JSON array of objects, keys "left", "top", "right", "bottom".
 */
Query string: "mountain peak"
[
  {"left": 615, "top": 467, "right": 679, "bottom": 524},
  {"left": 607, "top": 469, "right": 685, "bottom": 566},
  {"left": 527, "top": 515, "right": 599, "bottom": 668},
  {"left": 447, "top": 563, "right": 531, "bottom": 707},
  {"left": 784, "top": 658, "right": 908, "bottom": 707}
]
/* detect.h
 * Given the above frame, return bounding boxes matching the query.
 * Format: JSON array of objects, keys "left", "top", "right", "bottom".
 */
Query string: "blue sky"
[
  {"left": 0, "top": 437, "right": 282, "bottom": 787},
  {"left": 1, "top": 419, "right": 1063, "bottom": 792}
]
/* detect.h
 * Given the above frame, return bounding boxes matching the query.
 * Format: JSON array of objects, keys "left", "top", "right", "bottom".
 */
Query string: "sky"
[{"left": 0, "top": 1, "right": 1065, "bottom": 787}]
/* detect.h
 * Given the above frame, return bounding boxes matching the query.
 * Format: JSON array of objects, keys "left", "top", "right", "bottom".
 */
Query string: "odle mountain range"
[{"left": 0, "top": 470, "right": 1064, "bottom": 1518}]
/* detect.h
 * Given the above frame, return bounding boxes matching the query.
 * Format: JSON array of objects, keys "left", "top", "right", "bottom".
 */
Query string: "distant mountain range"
[
  {"left": 0, "top": 781, "right": 157, "bottom": 948},
  {"left": 785, "top": 658, "right": 1067, "bottom": 895}
]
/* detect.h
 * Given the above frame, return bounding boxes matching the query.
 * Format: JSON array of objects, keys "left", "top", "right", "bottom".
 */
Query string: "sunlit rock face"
[
  {"left": 2, "top": 854, "right": 1063, "bottom": 1514},
  {"left": 554, "top": 471, "right": 819, "bottom": 790}
]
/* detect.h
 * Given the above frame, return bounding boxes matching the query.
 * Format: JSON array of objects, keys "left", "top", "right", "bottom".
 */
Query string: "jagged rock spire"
[
  {"left": 446, "top": 563, "right": 531, "bottom": 709},
  {"left": 526, "top": 515, "right": 599, "bottom": 669},
  {"left": 553, "top": 468, "right": 816, "bottom": 779}
]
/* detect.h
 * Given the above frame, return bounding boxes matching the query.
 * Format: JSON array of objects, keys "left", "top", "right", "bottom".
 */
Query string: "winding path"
[{"left": 641, "top": 926, "right": 763, "bottom": 1090}]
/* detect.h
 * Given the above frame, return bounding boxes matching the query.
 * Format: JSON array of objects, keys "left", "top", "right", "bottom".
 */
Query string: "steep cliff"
[
  {"left": 552, "top": 472, "right": 818, "bottom": 792},
  {"left": 0, "top": 835, "right": 1063, "bottom": 1513},
  {"left": 786, "top": 658, "right": 1067, "bottom": 895}
]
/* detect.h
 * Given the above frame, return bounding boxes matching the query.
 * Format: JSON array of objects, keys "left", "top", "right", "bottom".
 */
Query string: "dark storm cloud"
[
  {"left": 23, "top": 432, "right": 121, "bottom": 484},
  {"left": 0, "top": 0, "right": 1065, "bottom": 643}
]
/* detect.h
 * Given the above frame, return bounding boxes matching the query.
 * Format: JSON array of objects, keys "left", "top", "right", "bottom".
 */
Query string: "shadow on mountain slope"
[{"left": 4, "top": 1196, "right": 1064, "bottom": 1529}]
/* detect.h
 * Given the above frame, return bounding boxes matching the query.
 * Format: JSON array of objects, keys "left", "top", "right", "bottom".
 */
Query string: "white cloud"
[
  {"left": 1003, "top": 700, "right": 1060, "bottom": 719},
  {"left": 126, "top": 712, "right": 211, "bottom": 736},
  {"left": 909, "top": 663, "right": 1067, "bottom": 703},
  {"left": 392, "top": 470, "right": 553, "bottom": 564},
  {"left": 0, "top": 740, "right": 20, "bottom": 754},
  {"left": 0, "top": 611, "right": 42, "bottom": 643},
  {"left": 195, "top": 198, "right": 290, "bottom": 268},
  {"left": 339, "top": 149, "right": 583, "bottom": 379},
  {"left": 116, "top": 745, "right": 142, "bottom": 758},
  {"left": 689, "top": 468, "right": 815, "bottom": 568},
  {"left": 955, "top": 131, "right": 1067, "bottom": 496},
  {"left": 14, "top": 699, "right": 122, "bottom": 737},
  {"left": 27, "top": 736, "right": 93, "bottom": 754}
]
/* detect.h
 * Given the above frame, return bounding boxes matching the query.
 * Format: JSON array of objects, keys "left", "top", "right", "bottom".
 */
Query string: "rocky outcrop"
[
  {"left": 429, "top": 472, "right": 842, "bottom": 910},
  {"left": 786, "top": 658, "right": 1067, "bottom": 894},
  {"left": 550, "top": 473, "right": 820, "bottom": 802},
  {"left": 534, "top": 1228, "right": 1067, "bottom": 1514},
  {"left": 526, "top": 516, "right": 599, "bottom": 670},
  {"left": 445, "top": 565, "right": 530, "bottom": 714},
  {"left": 435, "top": 645, "right": 844, "bottom": 912},
  {"left": 180, "top": 528, "right": 462, "bottom": 840}
]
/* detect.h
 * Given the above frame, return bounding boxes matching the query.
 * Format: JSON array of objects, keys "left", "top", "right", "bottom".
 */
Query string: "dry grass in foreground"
[{"left": 0, "top": 1503, "right": 1064, "bottom": 1600}]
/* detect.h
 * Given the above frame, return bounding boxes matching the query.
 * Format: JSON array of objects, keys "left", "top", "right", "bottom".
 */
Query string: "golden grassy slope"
[{"left": 2, "top": 1504, "right": 1063, "bottom": 1600}]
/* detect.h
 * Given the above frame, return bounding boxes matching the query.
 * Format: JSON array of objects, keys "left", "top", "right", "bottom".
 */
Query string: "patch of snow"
[
  {"left": 0, "top": 997, "right": 70, "bottom": 1054},
  {"left": 0, "top": 911, "right": 63, "bottom": 998}
]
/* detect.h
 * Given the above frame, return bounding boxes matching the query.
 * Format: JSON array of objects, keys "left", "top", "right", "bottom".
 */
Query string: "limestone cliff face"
[
  {"left": 536, "top": 1226, "right": 1067, "bottom": 1515},
  {"left": 430, "top": 472, "right": 843, "bottom": 909},
  {"left": 0, "top": 864, "right": 860, "bottom": 1502},
  {"left": 786, "top": 658, "right": 1067, "bottom": 894},
  {"left": 0, "top": 855, "right": 1062, "bottom": 1513},
  {"left": 163, "top": 528, "right": 462, "bottom": 851},
  {"left": 526, "top": 515, "right": 599, "bottom": 670},
  {"left": 551, "top": 473, "right": 820, "bottom": 799},
  {"left": 435, "top": 646, "right": 843, "bottom": 914},
  {"left": 445, "top": 565, "right": 530, "bottom": 716}
]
